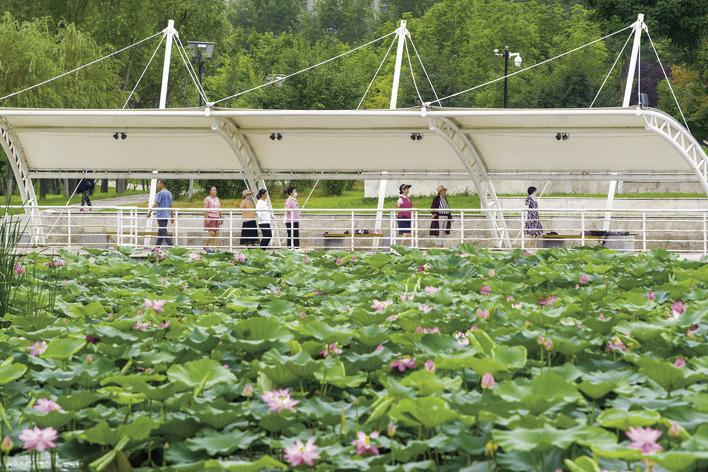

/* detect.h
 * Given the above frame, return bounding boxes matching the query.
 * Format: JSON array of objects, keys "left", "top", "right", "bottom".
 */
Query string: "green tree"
[{"left": 228, "top": 0, "right": 308, "bottom": 34}]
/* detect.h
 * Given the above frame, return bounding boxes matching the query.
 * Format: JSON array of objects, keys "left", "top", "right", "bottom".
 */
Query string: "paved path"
[{"left": 72, "top": 193, "right": 149, "bottom": 207}]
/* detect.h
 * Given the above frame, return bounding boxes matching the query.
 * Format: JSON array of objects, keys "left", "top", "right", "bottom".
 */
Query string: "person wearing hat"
[
  {"left": 396, "top": 184, "right": 413, "bottom": 240},
  {"left": 203, "top": 185, "right": 223, "bottom": 251},
  {"left": 430, "top": 185, "right": 452, "bottom": 246},
  {"left": 239, "top": 188, "right": 258, "bottom": 246},
  {"left": 255, "top": 189, "right": 272, "bottom": 248}
]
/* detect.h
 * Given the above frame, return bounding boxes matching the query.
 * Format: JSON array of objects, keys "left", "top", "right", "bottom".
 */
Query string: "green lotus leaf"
[
  {"left": 564, "top": 456, "right": 601, "bottom": 472},
  {"left": 97, "top": 386, "right": 147, "bottom": 405},
  {"left": 185, "top": 429, "right": 261, "bottom": 456},
  {"left": 655, "top": 451, "right": 708, "bottom": 471},
  {"left": 496, "top": 372, "right": 580, "bottom": 415},
  {"left": 201, "top": 456, "right": 287, "bottom": 472},
  {"left": 596, "top": 408, "right": 661, "bottom": 429},
  {"left": 578, "top": 370, "right": 633, "bottom": 400},
  {"left": 298, "top": 320, "right": 352, "bottom": 344},
  {"left": 82, "top": 415, "right": 160, "bottom": 446},
  {"left": 314, "top": 360, "right": 366, "bottom": 388},
  {"left": 400, "top": 370, "right": 463, "bottom": 395},
  {"left": 167, "top": 359, "right": 236, "bottom": 390},
  {"left": 0, "top": 361, "right": 27, "bottom": 384},
  {"left": 388, "top": 396, "right": 460, "bottom": 428},
  {"left": 493, "top": 425, "right": 578, "bottom": 452},
  {"left": 636, "top": 356, "right": 688, "bottom": 394},
  {"left": 24, "top": 410, "right": 75, "bottom": 428},
  {"left": 57, "top": 391, "right": 102, "bottom": 411},
  {"left": 42, "top": 338, "right": 86, "bottom": 360}
]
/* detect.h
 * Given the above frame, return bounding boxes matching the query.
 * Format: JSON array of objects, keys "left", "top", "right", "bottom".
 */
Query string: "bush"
[
  {"left": 323, "top": 180, "right": 347, "bottom": 196},
  {"left": 198, "top": 180, "right": 248, "bottom": 199}
]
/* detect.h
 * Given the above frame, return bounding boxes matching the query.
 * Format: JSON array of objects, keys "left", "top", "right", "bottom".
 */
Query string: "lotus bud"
[
  {"left": 481, "top": 372, "right": 495, "bottom": 389},
  {"left": 387, "top": 423, "right": 397, "bottom": 437},
  {"left": 1, "top": 435, "right": 12, "bottom": 453},
  {"left": 543, "top": 338, "right": 554, "bottom": 351},
  {"left": 243, "top": 383, "right": 254, "bottom": 398},
  {"left": 668, "top": 421, "right": 681, "bottom": 438},
  {"left": 484, "top": 440, "right": 498, "bottom": 457}
]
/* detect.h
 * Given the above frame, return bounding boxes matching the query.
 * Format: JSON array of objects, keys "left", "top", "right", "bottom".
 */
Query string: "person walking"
[
  {"left": 77, "top": 178, "right": 95, "bottom": 211},
  {"left": 239, "top": 189, "right": 258, "bottom": 246},
  {"left": 255, "top": 189, "right": 272, "bottom": 248},
  {"left": 203, "top": 186, "right": 222, "bottom": 251},
  {"left": 430, "top": 185, "right": 452, "bottom": 246},
  {"left": 148, "top": 179, "right": 174, "bottom": 247},
  {"left": 396, "top": 184, "right": 413, "bottom": 241},
  {"left": 284, "top": 186, "right": 300, "bottom": 248},
  {"left": 524, "top": 186, "right": 544, "bottom": 247}
]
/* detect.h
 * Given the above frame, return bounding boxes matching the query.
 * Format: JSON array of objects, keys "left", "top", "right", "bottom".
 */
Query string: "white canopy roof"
[{"left": 0, "top": 107, "right": 705, "bottom": 188}]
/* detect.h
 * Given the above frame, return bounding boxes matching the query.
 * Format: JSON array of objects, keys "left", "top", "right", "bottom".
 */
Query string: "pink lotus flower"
[
  {"left": 647, "top": 291, "right": 655, "bottom": 301},
  {"left": 506, "top": 295, "right": 514, "bottom": 302},
  {"left": 424, "top": 360, "right": 436, "bottom": 373},
  {"left": 543, "top": 338, "right": 554, "bottom": 351},
  {"left": 538, "top": 295, "right": 558, "bottom": 306},
  {"left": 598, "top": 313, "right": 606, "bottom": 321},
  {"left": 19, "top": 427, "right": 57, "bottom": 452},
  {"left": 372, "top": 299, "right": 393, "bottom": 312},
  {"left": 261, "top": 389, "right": 299, "bottom": 413},
  {"left": 14, "top": 263, "right": 25, "bottom": 275},
  {"left": 476, "top": 308, "right": 490, "bottom": 320},
  {"left": 284, "top": 437, "right": 319, "bottom": 467},
  {"left": 607, "top": 336, "right": 627, "bottom": 352},
  {"left": 512, "top": 302, "right": 523, "bottom": 309},
  {"left": 242, "top": 383, "right": 254, "bottom": 397},
  {"left": 415, "top": 326, "right": 440, "bottom": 334},
  {"left": 418, "top": 303, "right": 433, "bottom": 314},
  {"left": 158, "top": 320, "right": 170, "bottom": 329},
  {"left": 480, "top": 285, "right": 492, "bottom": 295},
  {"left": 488, "top": 269, "right": 496, "bottom": 278},
  {"left": 352, "top": 431, "right": 380, "bottom": 456},
  {"left": 424, "top": 286, "right": 439, "bottom": 294},
  {"left": 687, "top": 323, "right": 698, "bottom": 337},
  {"left": 0, "top": 435, "right": 12, "bottom": 453},
  {"left": 335, "top": 258, "right": 343, "bottom": 266},
  {"left": 481, "top": 372, "right": 495, "bottom": 389},
  {"left": 134, "top": 320, "right": 150, "bottom": 331},
  {"left": 28, "top": 341, "right": 48, "bottom": 356},
  {"left": 47, "top": 257, "right": 65, "bottom": 268},
  {"left": 152, "top": 247, "right": 165, "bottom": 260},
  {"left": 417, "top": 264, "right": 426, "bottom": 272},
  {"left": 470, "top": 324, "right": 478, "bottom": 332},
  {"left": 375, "top": 344, "right": 385, "bottom": 353},
  {"left": 626, "top": 427, "right": 663, "bottom": 454},
  {"left": 400, "top": 293, "right": 414, "bottom": 302},
  {"left": 579, "top": 274, "right": 590, "bottom": 284},
  {"left": 386, "top": 315, "right": 398, "bottom": 322},
  {"left": 320, "top": 343, "right": 343, "bottom": 358},
  {"left": 671, "top": 300, "right": 686, "bottom": 319},
  {"left": 188, "top": 252, "right": 202, "bottom": 262},
  {"left": 522, "top": 250, "right": 531, "bottom": 256},
  {"left": 143, "top": 299, "right": 166, "bottom": 312},
  {"left": 233, "top": 252, "right": 247, "bottom": 263},
  {"left": 454, "top": 332, "right": 470, "bottom": 346},
  {"left": 673, "top": 357, "right": 686, "bottom": 368},
  {"left": 390, "top": 357, "right": 416, "bottom": 372},
  {"left": 668, "top": 421, "right": 681, "bottom": 438},
  {"left": 33, "top": 398, "right": 63, "bottom": 414}
]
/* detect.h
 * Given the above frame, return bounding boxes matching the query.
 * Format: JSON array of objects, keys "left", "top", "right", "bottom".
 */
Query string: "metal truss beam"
[
  {"left": 643, "top": 113, "right": 708, "bottom": 195},
  {"left": 0, "top": 118, "right": 44, "bottom": 244},
  {"left": 426, "top": 116, "right": 510, "bottom": 248}
]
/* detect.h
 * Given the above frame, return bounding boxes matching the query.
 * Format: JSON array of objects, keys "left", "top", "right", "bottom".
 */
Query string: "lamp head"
[{"left": 514, "top": 55, "right": 522, "bottom": 67}]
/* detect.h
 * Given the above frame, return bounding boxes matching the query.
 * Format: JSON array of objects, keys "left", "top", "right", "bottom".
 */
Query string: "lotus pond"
[{"left": 1, "top": 246, "right": 707, "bottom": 472}]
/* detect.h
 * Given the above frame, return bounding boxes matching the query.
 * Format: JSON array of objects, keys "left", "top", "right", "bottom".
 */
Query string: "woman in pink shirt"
[
  {"left": 284, "top": 186, "right": 300, "bottom": 248},
  {"left": 203, "top": 186, "right": 222, "bottom": 251},
  {"left": 396, "top": 183, "right": 413, "bottom": 238}
]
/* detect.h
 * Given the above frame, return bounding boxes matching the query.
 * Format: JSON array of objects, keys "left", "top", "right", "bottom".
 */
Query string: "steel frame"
[{"left": 426, "top": 116, "right": 510, "bottom": 248}]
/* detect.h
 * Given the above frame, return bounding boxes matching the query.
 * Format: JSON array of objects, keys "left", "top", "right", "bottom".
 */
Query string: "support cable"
[
  {"left": 404, "top": 39, "right": 425, "bottom": 106},
  {"left": 408, "top": 36, "right": 441, "bottom": 106},
  {"left": 589, "top": 30, "right": 633, "bottom": 108},
  {"left": 0, "top": 30, "right": 163, "bottom": 103},
  {"left": 122, "top": 34, "right": 165, "bottom": 109},
  {"left": 211, "top": 30, "right": 396, "bottom": 106},
  {"left": 173, "top": 35, "right": 211, "bottom": 105},
  {"left": 432, "top": 24, "right": 633, "bottom": 105},
  {"left": 645, "top": 30, "right": 690, "bottom": 132},
  {"left": 356, "top": 35, "right": 397, "bottom": 110}
]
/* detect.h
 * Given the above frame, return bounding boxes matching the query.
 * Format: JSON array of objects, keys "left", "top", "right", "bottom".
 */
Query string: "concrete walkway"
[{"left": 72, "top": 193, "right": 149, "bottom": 207}]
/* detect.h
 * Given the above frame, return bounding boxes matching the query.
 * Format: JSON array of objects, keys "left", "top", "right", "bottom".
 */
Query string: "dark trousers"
[
  {"left": 156, "top": 218, "right": 174, "bottom": 246},
  {"left": 286, "top": 222, "right": 300, "bottom": 248},
  {"left": 240, "top": 220, "right": 258, "bottom": 246},
  {"left": 430, "top": 215, "right": 452, "bottom": 236},
  {"left": 81, "top": 190, "right": 92, "bottom": 207},
  {"left": 259, "top": 223, "right": 272, "bottom": 248}
]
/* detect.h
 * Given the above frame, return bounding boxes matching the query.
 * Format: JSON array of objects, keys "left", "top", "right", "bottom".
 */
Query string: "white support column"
[
  {"left": 604, "top": 13, "right": 644, "bottom": 232},
  {"left": 374, "top": 20, "right": 407, "bottom": 245},
  {"left": 146, "top": 19, "right": 177, "bottom": 246}
]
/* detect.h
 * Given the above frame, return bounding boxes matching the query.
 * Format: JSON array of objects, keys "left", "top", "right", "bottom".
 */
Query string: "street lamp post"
[
  {"left": 187, "top": 41, "right": 215, "bottom": 106},
  {"left": 494, "top": 46, "right": 522, "bottom": 108}
]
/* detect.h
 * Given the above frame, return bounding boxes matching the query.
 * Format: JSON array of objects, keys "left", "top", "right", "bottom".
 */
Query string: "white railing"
[{"left": 4, "top": 206, "right": 708, "bottom": 255}]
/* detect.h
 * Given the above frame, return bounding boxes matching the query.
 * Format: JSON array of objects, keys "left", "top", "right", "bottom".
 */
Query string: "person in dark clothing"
[
  {"left": 77, "top": 179, "right": 95, "bottom": 210},
  {"left": 430, "top": 185, "right": 452, "bottom": 245}
]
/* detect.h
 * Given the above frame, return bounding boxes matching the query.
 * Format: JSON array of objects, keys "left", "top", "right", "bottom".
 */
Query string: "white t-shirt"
[{"left": 256, "top": 199, "right": 272, "bottom": 224}]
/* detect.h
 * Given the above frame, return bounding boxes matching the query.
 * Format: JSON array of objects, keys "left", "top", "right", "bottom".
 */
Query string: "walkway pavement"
[{"left": 72, "top": 193, "right": 149, "bottom": 207}]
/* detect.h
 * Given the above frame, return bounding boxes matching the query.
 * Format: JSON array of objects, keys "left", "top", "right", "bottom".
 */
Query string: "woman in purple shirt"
[{"left": 396, "top": 183, "right": 413, "bottom": 238}]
